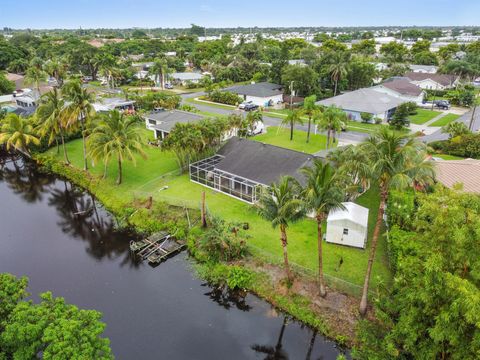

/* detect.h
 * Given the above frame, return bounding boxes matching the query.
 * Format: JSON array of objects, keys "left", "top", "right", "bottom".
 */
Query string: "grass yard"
[
  {"left": 409, "top": 109, "right": 442, "bottom": 125},
  {"left": 45, "top": 129, "right": 391, "bottom": 295},
  {"left": 428, "top": 113, "right": 461, "bottom": 127},
  {"left": 434, "top": 153, "right": 464, "bottom": 160},
  {"left": 186, "top": 97, "right": 237, "bottom": 110},
  {"left": 153, "top": 175, "right": 391, "bottom": 292},
  {"left": 253, "top": 126, "right": 330, "bottom": 154}
]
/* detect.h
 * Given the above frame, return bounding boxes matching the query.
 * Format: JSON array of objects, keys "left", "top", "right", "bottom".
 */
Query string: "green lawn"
[
  {"left": 428, "top": 113, "right": 460, "bottom": 127},
  {"left": 153, "top": 175, "right": 391, "bottom": 292},
  {"left": 186, "top": 97, "right": 237, "bottom": 110},
  {"left": 46, "top": 131, "right": 391, "bottom": 295},
  {"left": 434, "top": 153, "right": 464, "bottom": 160},
  {"left": 409, "top": 109, "right": 442, "bottom": 125},
  {"left": 253, "top": 126, "right": 330, "bottom": 154}
]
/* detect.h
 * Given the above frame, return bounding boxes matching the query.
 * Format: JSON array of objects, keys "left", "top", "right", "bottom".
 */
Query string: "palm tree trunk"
[
  {"left": 56, "top": 137, "right": 60, "bottom": 154},
  {"left": 116, "top": 156, "right": 122, "bottom": 185},
  {"left": 317, "top": 215, "right": 327, "bottom": 297},
  {"left": 326, "top": 129, "right": 331, "bottom": 149},
  {"left": 334, "top": 79, "right": 338, "bottom": 96},
  {"left": 80, "top": 118, "right": 88, "bottom": 171},
  {"left": 359, "top": 187, "right": 387, "bottom": 316},
  {"left": 280, "top": 224, "right": 292, "bottom": 281},
  {"left": 60, "top": 131, "right": 70, "bottom": 165},
  {"left": 307, "top": 116, "right": 311, "bottom": 143},
  {"left": 290, "top": 121, "right": 294, "bottom": 141}
]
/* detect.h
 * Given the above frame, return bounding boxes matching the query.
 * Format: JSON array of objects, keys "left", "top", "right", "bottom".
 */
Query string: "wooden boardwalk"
[{"left": 129, "top": 231, "right": 185, "bottom": 265}]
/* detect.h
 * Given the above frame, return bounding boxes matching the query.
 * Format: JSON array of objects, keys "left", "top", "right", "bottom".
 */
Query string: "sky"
[{"left": 1, "top": 0, "right": 478, "bottom": 29}]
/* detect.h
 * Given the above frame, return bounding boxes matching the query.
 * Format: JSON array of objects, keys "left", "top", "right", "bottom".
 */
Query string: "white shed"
[{"left": 326, "top": 202, "right": 369, "bottom": 249}]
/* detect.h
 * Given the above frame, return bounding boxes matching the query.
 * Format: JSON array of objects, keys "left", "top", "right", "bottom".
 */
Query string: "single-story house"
[
  {"left": 223, "top": 82, "right": 284, "bottom": 107},
  {"left": 374, "top": 78, "right": 425, "bottom": 104},
  {"left": 409, "top": 64, "right": 438, "bottom": 74},
  {"left": 6, "top": 73, "right": 24, "bottom": 89},
  {"left": 93, "top": 97, "right": 135, "bottom": 113},
  {"left": 316, "top": 88, "right": 405, "bottom": 122},
  {"left": 326, "top": 202, "right": 369, "bottom": 249},
  {"left": 169, "top": 72, "right": 204, "bottom": 85},
  {"left": 14, "top": 90, "right": 39, "bottom": 108},
  {"left": 434, "top": 159, "right": 480, "bottom": 194},
  {"left": 405, "top": 72, "right": 458, "bottom": 90},
  {"left": 189, "top": 137, "right": 314, "bottom": 203},
  {"left": 145, "top": 109, "right": 204, "bottom": 140},
  {"left": 288, "top": 59, "right": 307, "bottom": 66}
]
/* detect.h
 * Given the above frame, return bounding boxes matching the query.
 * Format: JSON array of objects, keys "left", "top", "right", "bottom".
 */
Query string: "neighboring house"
[
  {"left": 93, "top": 97, "right": 135, "bottom": 113},
  {"left": 374, "top": 78, "right": 425, "bottom": 104},
  {"left": 434, "top": 159, "right": 480, "bottom": 194},
  {"left": 14, "top": 90, "right": 39, "bottom": 108},
  {"left": 145, "top": 109, "right": 204, "bottom": 140},
  {"left": 326, "top": 202, "right": 369, "bottom": 249},
  {"left": 316, "top": 88, "right": 405, "bottom": 122},
  {"left": 288, "top": 59, "right": 307, "bottom": 66},
  {"left": 409, "top": 64, "right": 438, "bottom": 74},
  {"left": 223, "top": 82, "right": 284, "bottom": 107},
  {"left": 405, "top": 72, "right": 458, "bottom": 90},
  {"left": 169, "top": 72, "right": 204, "bottom": 85},
  {"left": 189, "top": 137, "right": 315, "bottom": 203},
  {"left": 6, "top": 73, "right": 24, "bottom": 89}
]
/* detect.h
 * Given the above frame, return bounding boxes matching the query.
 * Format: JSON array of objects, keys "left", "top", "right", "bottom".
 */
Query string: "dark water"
[{"left": 0, "top": 154, "right": 348, "bottom": 360}]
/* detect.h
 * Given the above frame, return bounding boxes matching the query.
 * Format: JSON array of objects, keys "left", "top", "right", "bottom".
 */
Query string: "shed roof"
[
  {"left": 223, "top": 82, "right": 283, "bottom": 98},
  {"left": 317, "top": 88, "right": 404, "bottom": 114},
  {"left": 327, "top": 202, "right": 369, "bottom": 228},
  {"left": 215, "top": 137, "right": 314, "bottom": 185},
  {"left": 145, "top": 109, "right": 204, "bottom": 132}
]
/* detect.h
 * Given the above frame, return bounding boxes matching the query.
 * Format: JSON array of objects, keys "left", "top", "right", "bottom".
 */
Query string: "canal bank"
[{"left": 31, "top": 152, "right": 358, "bottom": 350}]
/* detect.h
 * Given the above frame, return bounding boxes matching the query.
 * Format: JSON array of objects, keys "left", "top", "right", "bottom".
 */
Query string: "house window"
[
  {"left": 148, "top": 119, "right": 156, "bottom": 125},
  {"left": 343, "top": 228, "right": 349, "bottom": 235}
]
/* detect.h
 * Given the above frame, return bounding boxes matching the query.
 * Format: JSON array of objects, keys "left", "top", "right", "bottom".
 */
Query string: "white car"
[
  {"left": 248, "top": 121, "right": 265, "bottom": 136},
  {"left": 238, "top": 101, "right": 252, "bottom": 110}
]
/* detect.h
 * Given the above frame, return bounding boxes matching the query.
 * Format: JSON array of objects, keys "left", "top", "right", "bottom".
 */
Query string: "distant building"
[
  {"left": 405, "top": 72, "right": 458, "bottom": 90},
  {"left": 409, "top": 64, "right": 438, "bottom": 74},
  {"left": 316, "top": 88, "right": 404, "bottom": 122},
  {"left": 93, "top": 97, "right": 135, "bottom": 113},
  {"left": 169, "top": 72, "right": 204, "bottom": 85},
  {"left": 223, "top": 82, "right": 284, "bottom": 107},
  {"left": 144, "top": 109, "right": 204, "bottom": 140},
  {"left": 374, "top": 78, "right": 425, "bottom": 104}
]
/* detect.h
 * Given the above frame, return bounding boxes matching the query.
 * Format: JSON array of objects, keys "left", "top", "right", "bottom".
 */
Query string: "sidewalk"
[{"left": 410, "top": 112, "right": 448, "bottom": 135}]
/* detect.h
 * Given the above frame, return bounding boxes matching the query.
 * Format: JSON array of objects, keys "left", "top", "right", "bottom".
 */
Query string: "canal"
[{"left": 0, "top": 154, "right": 348, "bottom": 359}]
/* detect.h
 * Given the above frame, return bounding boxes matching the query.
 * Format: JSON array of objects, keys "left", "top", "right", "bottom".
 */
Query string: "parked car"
[
  {"left": 247, "top": 121, "right": 265, "bottom": 136},
  {"left": 243, "top": 103, "right": 259, "bottom": 112},
  {"left": 238, "top": 101, "right": 252, "bottom": 110},
  {"left": 434, "top": 100, "right": 450, "bottom": 110}
]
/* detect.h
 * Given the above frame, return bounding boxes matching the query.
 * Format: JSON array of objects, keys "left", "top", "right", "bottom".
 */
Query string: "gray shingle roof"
[
  {"left": 216, "top": 137, "right": 314, "bottom": 185},
  {"left": 317, "top": 88, "right": 405, "bottom": 114},
  {"left": 145, "top": 110, "right": 204, "bottom": 132},
  {"left": 405, "top": 72, "right": 457, "bottom": 87},
  {"left": 223, "top": 82, "right": 283, "bottom": 98}
]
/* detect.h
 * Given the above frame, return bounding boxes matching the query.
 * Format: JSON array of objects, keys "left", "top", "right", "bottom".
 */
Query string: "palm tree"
[
  {"left": 0, "top": 114, "right": 40, "bottom": 157},
  {"left": 36, "top": 88, "right": 70, "bottom": 164},
  {"left": 88, "top": 110, "right": 147, "bottom": 185},
  {"left": 245, "top": 111, "right": 263, "bottom": 136},
  {"left": 301, "top": 160, "right": 346, "bottom": 297},
  {"left": 257, "top": 176, "right": 305, "bottom": 281},
  {"left": 149, "top": 59, "right": 168, "bottom": 90},
  {"left": 317, "top": 105, "right": 346, "bottom": 149},
  {"left": 302, "top": 95, "right": 318, "bottom": 143},
  {"left": 282, "top": 109, "right": 304, "bottom": 141},
  {"left": 227, "top": 113, "right": 244, "bottom": 137},
  {"left": 24, "top": 66, "right": 47, "bottom": 94},
  {"left": 62, "top": 80, "right": 96, "bottom": 171},
  {"left": 328, "top": 53, "right": 349, "bottom": 96},
  {"left": 357, "top": 128, "right": 435, "bottom": 315}
]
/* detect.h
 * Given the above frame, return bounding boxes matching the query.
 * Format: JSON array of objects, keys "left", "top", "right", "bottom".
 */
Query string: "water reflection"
[
  {"left": 203, "top": 284, "right": 252, "bottom": 312},
  {"left": 0, "top": 152, "right": 140, "bottom": 268}
]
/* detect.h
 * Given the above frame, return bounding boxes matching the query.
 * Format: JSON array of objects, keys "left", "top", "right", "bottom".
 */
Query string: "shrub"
[
  {"left": 387, "top": 226, "right": 418, "bottom": 273},
  {"left": 360, "top": 112, "right": 373, "bottom": 123},
  {"left": 226, "top": 266, "right": 254, "bottom": 290},
  {"left": 432, "top": 133, "right": 480, "bottom": 159},
  {"left": 386, "top": 190, "right": 416, "bottom": 230},
  {"left": 207, "top": 90, "right": 242, "bottom": 106}
]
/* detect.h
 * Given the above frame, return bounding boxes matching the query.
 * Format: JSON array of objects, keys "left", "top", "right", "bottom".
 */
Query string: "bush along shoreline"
[{"left": 33, "top": 153, "right": 357, "bottom": 349}]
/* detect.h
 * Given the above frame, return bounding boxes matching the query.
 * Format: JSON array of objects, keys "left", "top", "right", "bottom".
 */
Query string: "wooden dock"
[{"left": 129, "top": 231, "right": 185, "bottom": 265}]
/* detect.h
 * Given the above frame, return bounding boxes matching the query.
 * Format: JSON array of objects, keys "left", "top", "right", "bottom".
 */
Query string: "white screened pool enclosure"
[{"left": 189, "top": 155, "right": 263, "bottom": 203}]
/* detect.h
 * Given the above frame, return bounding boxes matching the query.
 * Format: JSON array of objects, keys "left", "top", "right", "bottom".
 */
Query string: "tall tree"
[
  {"left": 0, "top": 113, "right": 40, "bottom": 157},
  {"left": 301, "top": 160, "right": 345, "bottom": 297},
  {"left": 24, "top": 66, "right": 46, "bottom": 94},
  {"left": 35, "top": 87, "right": 70, "bottom": 164},
  {"left": 88, "top": 110, "right": 146, "bottom": 185},
  {"left": 302, "top": 95, "right": 318, "bottom": 143},
  {"left": 282, "top": 109, "right": 304, "bottom": 141},
  {"left": 317, "top": 105, "right": 346, "bottom": 148},
  {"left": 257, "top": 176, "right": 305, "bottom": 282},
  {"left": 357, "top": 128, "right": 435, "bottom": 315},
  {"left": 328, "top": 52, "right": 349, "bottom": 95},
  {"left": 62, "top": 80, "right": 96, "bottom": 171},
  {"left": 149, "top": 59, "right": 168, "bottom": 90}
]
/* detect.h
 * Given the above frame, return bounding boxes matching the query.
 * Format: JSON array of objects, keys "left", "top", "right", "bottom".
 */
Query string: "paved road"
[
  {"left": 180, "top": 92, "right": 370, "bottom": 144},
  {"left": 422, "top": 109, "right": 480, "bottom": 143}
]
